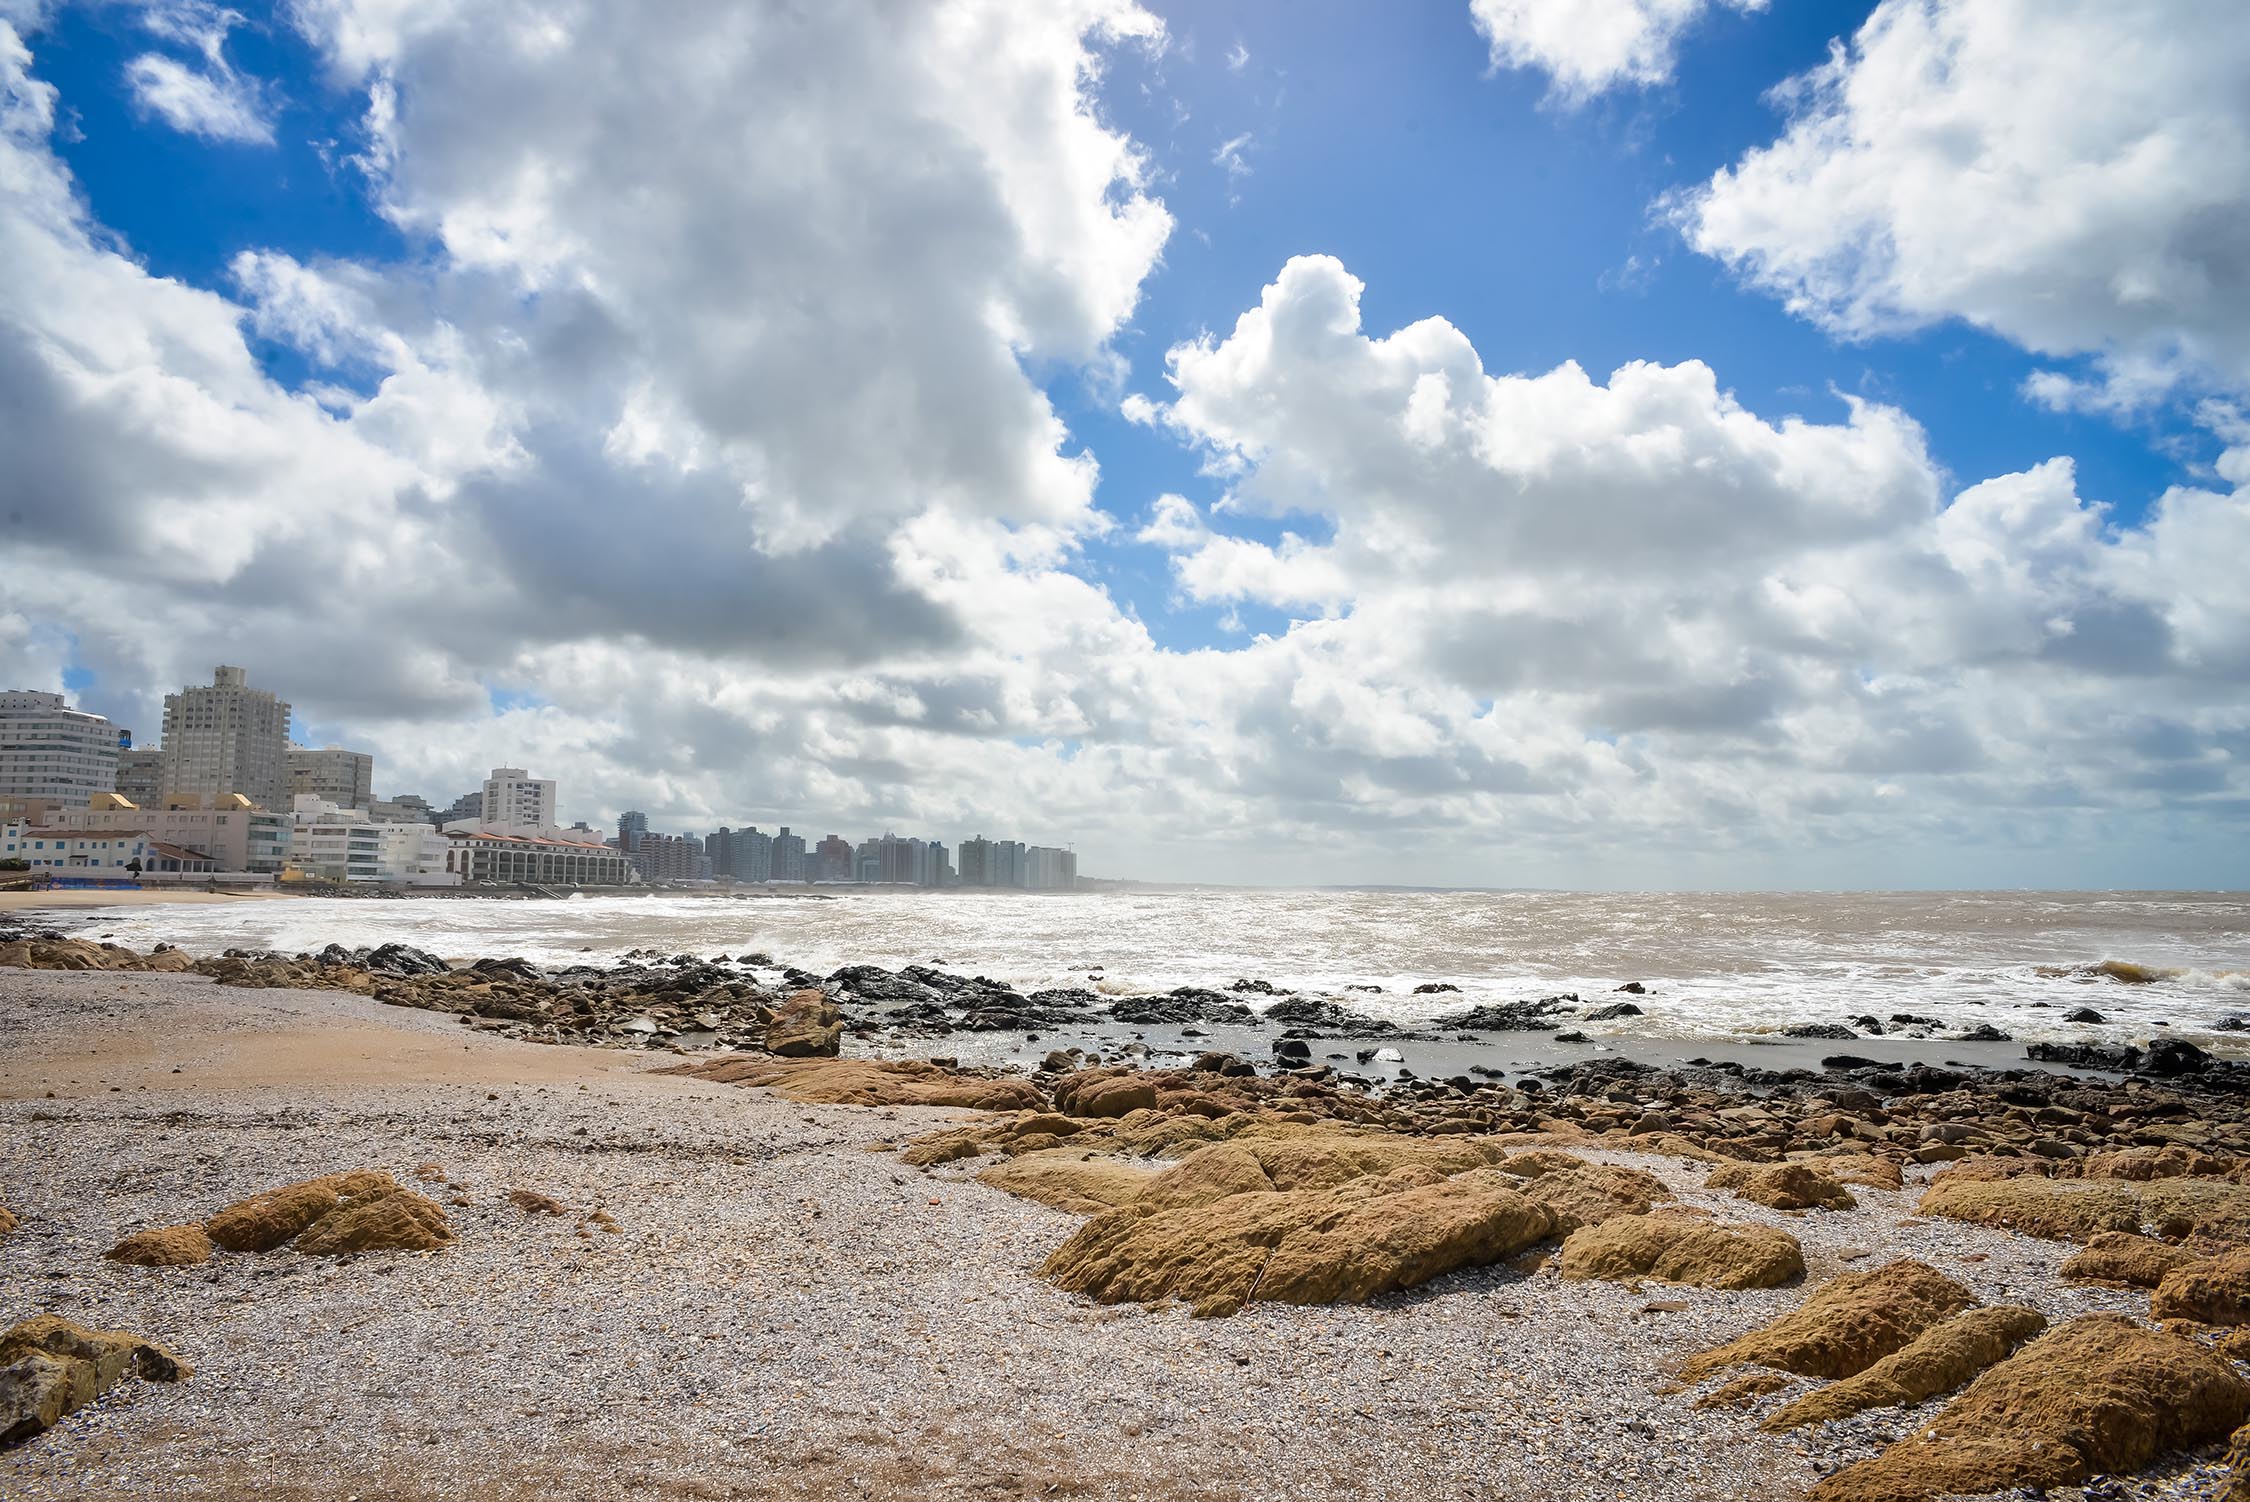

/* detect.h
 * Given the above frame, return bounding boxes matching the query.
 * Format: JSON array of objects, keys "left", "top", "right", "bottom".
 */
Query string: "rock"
[
  {"left": 2152, "top": 1247, "right": 2250, "bottom": 1325},
  {"left": 1782, "top": 1023, "right": 1858, "bottom": 1041},
  {"left": 293, "top": 1190, "right": 455, "bottom": 1255},
  {"left": 1693, "top": 1370, "right": 1793, "bottom": 1411},
  {"left": 1953, "top": 1023, "right": 2012, "bottom": 1043},
  {"left": 0, "top": 1206, "right": 15, "bottom": 1238},
  {"left": 1918, "top": 1169, "right": 2250, "bottom": 1244},
  {"left": 976, "top": 1152, "right": 1155, "bottom": 1215},
  {"left": 506, "top": 1189, "right": 569, "bottom": 1217},
  {"left": 2027, "top": 1040, "right": 2143, "bottom": 1071},
  {"left": 1808, "top": 1314, "right": 2250, "bottom": 1502},
  {"left": 1435, "top": 996, "right": 1575, "bottom": 1031},
  {"left": 1705, "top": 1161, "right": 1856, "bottom": 1212},
  {"left": 1041, "top": 1167, "right": 1553, "bottom": 1318},
  {"left": 1051, "top": 1069, "right": 1160, "bottom": 1118},
  {"left": 1762, "top": 1306, "right": 2047, "bottom": 1431},
  {"left": 1582, "top": 1002, "right": 1642, "bottom": 1021},
  {"left": 1558, "top": 1214, "right": 1804, "bottom": 1290},
  {"left": 1518, "top": 1161, "right": 1670, "bottom": 1235},
  {"left": 2060, "top": 1231, "right": 2207, "bottom": 1288},
  {"left": 2146, "top": 1037, "right": 2213, "bottom": 1076},
  {"left": 1270, "top": 1038, "right": 1312, "bottom": 1064},
  {"left": 1039, "top": 1049, "right": 1076, "bottom": 1073},
  {"left": 1678, "top": 1260, "right": 1980, "bottom": 1384},
  {"left": 2065, "top": 1007, "right": 2107, "bottom": 1024},
  {"left": 204, "top": 1171, "right": 403, "bottom": 1253},
  {"left": 1, "top": 1314, "right": 190, "bottom": 1448},
  {"left": 103, "top": 1225, "right": 214, "bottom": 1267},
  {"left": 669, "top": 1056, "right": 1044, "bottom": 1111},
  {"left": 1410, "top": 982, "right": 1460, "bottom": 995},
  {"left": 765, "top": 989, "right": 844, "bottom": 1057},
  {"left": 1615, "top": 981, "right": 1647, "bottom": 995}
]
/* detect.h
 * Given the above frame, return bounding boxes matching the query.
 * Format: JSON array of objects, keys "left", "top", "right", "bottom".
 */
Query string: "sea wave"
[{"left": 2035, "top": 959, "right": 2249, "bottom": 988}]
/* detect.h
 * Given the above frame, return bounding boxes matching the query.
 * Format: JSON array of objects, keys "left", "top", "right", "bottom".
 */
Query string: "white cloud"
[
  {"left": 1224, "top": 41, "right": 1247, "bottom": 73},
  {"left": 120, "top": 2, "right": 273, "bottom": 143},
  {"left": 1470, "top": 0, "right": 1766, "bottom": 103},
  {"left": 1675, "top": 0, "right": 2250, "bottom": 409}
]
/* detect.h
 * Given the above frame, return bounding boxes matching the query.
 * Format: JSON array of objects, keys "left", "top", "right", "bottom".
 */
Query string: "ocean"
[{"left": 54, "top": 887, "right": 2250, "bottom": 1052}]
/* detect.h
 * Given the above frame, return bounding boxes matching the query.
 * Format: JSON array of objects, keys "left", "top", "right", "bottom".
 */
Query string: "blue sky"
[{"left": 5, "top": 0, "right": 2248, "bottom": 885}]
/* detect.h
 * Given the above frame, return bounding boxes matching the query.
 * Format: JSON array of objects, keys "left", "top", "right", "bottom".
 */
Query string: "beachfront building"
[
  {"left": 0, "top": 690, "right": 121, "bottom": 803},
  {"left": 114, "top": 748, "right": 163, "bottom": 808},
  {"left": 290, "top": 795, "right": 456, "bottom": 884},
  {"left": 1025, "top": 845, "right": 1077, "bottom": 891},
  {"left": 626, "top": 830, "right": 702, "bottom": 882},
  {"left": 159, "top": 666, "right": 291, "bottom": 812},
  {"left": 43, "top": 793, "right": 291, "bottom": 872},
  {"left": 2, "top": 822, "right": 217, "bottom": 874},
  {"left": 444, "top": 826, "right": 633, "bottom": 886},
  {"left": 482, "top": 768, "right": 556, "bottom": 829},
  {"left": 707, "top": 825, "right": 772, "bottom": 881},
  {"left": 288, "top": 745, "right": 374, "bottom": 809},
  {"left": 813, "top": 834, "right": 853, "bottom": 883}
]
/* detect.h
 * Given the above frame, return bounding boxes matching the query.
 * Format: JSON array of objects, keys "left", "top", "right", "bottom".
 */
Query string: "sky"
[{"left": 2, "top": 0, "right": 2247, "bottom": 890}]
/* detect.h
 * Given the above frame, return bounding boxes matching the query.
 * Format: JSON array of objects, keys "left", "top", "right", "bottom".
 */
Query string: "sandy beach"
[
  {"left": 0, "top": 889, "right": 293, "bottom": 913},
  {"left": 4, "top": 959, "right": 2244, "bottom": 1501}
]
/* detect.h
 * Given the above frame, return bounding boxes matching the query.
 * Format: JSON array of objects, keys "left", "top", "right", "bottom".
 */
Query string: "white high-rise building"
[
  {"left": 287, "top": 745, "right": 374, "bottom": 809},
  {"left": 480, "top": 767, "right": 556, "bottom": 829},
  {"left": 290, "top": 795, "right": 455, "bottom": 885},
  {"left": 0, "top": 690, "right": 121, "bottom": 803},
  {"left": 159, "top": 666, "right": 291, "bottom": 812}
]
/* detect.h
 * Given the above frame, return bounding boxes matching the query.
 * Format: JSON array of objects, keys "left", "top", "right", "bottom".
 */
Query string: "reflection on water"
[{"left": 54, "top": 887, "right": 2250, "bottom": 1048}]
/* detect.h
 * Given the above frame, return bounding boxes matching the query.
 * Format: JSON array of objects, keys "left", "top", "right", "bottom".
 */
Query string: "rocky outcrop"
[
  {"left": 1042, "top": 1166, "right": 1554, "bottom": 1318},
  {"left": 1050, "top": 1068, "right": 1159, "bottom": 1118},
  {"left": 1, "top": 1315, "right": 190, "bottom": 1449},
  {"left": 1678, "top": 1261, "right": 1980, "bottom": 1384},
  {"left": 2060, "top": 1230, "right": 2208, "bottom": 1287},
  {"left": 1917, "top": 1168, "right": 2250, "bottom": 1244},
  {"left": 205, "top": 1170, "right": 404, "bottom": 1252},
  {"left": 1809, "top": 1315, "right": 2250, "bottom": 1502},
  {"left": 2151, "top": 1246, "right": 2250, "bottom": 1325},
  {"left": 764, "top": 989, "right": 843, "bottom": 1058},
  {"left": 1518, "top": 1161, "right": 1670, "bottom": 1234},
  {"left": 671, "top": 1056, "right": 1044, "bottom": 1111},
  {"left": 1558, "top": 1214, "right": 1804, "bottom": 1289},
  {"left": 976, "top": 1152, "right": 1155, "bottom": 1214},
  {"left": 293, "top": 1191, "right": 455, "bottom": 1255},
  {"left": 1704, "top": 1161, "right": 1855, "bottom": 1211},
  {"left": 104, "top": 1225, "right": 215, "bottom": 1267},
  {"left": 1761, "top": 1305, "right": 2046, "bottom": 1431}
]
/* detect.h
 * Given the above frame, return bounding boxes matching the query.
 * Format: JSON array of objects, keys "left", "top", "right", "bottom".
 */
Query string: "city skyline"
[{"left": 3, "top": 3, "right": 2247, "bottom": 889}]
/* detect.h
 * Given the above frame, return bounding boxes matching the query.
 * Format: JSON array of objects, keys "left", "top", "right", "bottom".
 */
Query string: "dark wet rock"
[
  {"left": 364, "top": 942, "right": 450, "bottom": 977},
  {"left": 1411, "top": 982, "right": 1461, "bottom": 995},
  {"left": 1852, "top": 1015, "right": 1885, "bottom": 1035},
  {"left": 1343, "top": 984, "right": 1384, "bottom": 993},
  {"left": 1615, "top": 981, "right": 1647, "bottom": 995},
  {"left": 2028, "top": 1042, "right": 2144, "bottom": 1071},
  {"left": 1583, "top": 1002, "right": 1643, "bottom": 1021},
  {"left": 1955, "top": 1023, "right": 2013, "bottom": 1043},
  {"left": 1110, "top": 990, "right": 1257, "bottom": 1026},
  {"left": 1271, "top": 1038, "right": 1312, "bottom": 1064},
  {"left": 1783, "top": 1023, "right": 1858, "bottom": 1040},
  {"left": 1226, "top": 978, "right": 1283, "bottom": 995},
  {"left": 2146, "top": 1038, "right": 2213, "bottom": 1077},
  {"left": 1890, "top": 1013, "right": 1944, "bottom": 1028},
  {"left": 1263, "top": 997, "right": 1399, "bottom": 1037},
  {"left": 2065, "top": 1007, "right": 2107, "bottom": 1024},
  {"left": 1436, "top": 995, "right": 1576, "bottom": 1032},
  {"left": 1554, "top": 1030, "right": 1590, "bottom": 1044}
]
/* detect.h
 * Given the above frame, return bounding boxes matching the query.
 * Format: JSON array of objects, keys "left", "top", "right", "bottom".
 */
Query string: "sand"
[{"left": 0, "top": 889, "right": 292, "bottom": 912}]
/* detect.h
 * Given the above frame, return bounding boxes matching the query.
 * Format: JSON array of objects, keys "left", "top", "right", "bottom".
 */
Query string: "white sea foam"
[{"left": 48, "top": 887, "right": 2250, "bottom": 1049}]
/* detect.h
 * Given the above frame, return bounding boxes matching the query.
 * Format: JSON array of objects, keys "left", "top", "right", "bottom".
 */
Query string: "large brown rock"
[
  {"left": 1809, "top": 1315, "right": 2250, "bottom": 1502},
  {"left": 976, "top": 1152, "right": 1155, "bottom": 1215},
  {"left": 1, "top": 1315, "right": 190, "bottom": 1448},
  {"left": 1679, "top": 1260, "right": 1981, "bottom": 1384},
  {"left": 674, "top": 1056, "right": 1043, "bottom": 1111},
  {"left": 104, "top": 1224, "right": 214, "bottom": 1267},
  {"left": 292, "top": 1190, "right": 454, "bottom": 1255},
  {"left": 2152, "top": 1246, "right": 2250, "bottom": 1325},
  {"left": 1558, "top": 1214, "right": 1804, "bottom": 1290},
  {"left": 764, "top": 989, "right": 843, "bottom": 1058},
  {"left": 1763, "top": 1306, "right": 2046, "bottom": 1431},
  {"left": 1042, "top": 1166, "right": 1555, "bottom": 1317},
  {"left": 1705, "top": 1161, "right": 1856, "bottom": 1211},
  {"left": 2061, "top": 1231, "right": 2207, "bottom": 1288},
  {"left": 1519, "top": 1161, "right": 1670, "bottom": 1234},
  {"left": 1918, "top": 1169, "right": 2250, "bottom": 1244},
  {"left": 1050, "top": 1068, "right": 1160, "bottom": 1119},
  {"left": 204, "top": 1170, "right": 402, "bottom": 1252}
]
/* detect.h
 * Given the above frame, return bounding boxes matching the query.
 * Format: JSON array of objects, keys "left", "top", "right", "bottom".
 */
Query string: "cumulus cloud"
[
  {"left": 1470, "top": 0, "right": 1766, "bottom": 102},
  {"left": 1674, "top": 0, "right": 2250, "bottom": 409}
]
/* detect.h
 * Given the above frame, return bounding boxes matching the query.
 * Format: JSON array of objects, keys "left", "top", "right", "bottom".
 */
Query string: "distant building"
[
  {"left": 288, "top": 744, "right": 373, "bottom": 809},
  {"left": 814, "top": 834, "right": 853, "bottom": 883},
  {"left": 114, "top": 748, "right": 163, "bottom": 808},
  {"left": 1025, "top": 845, "right": 1076, "bottom": 890},
  {"left": 927, "top": 839, "right": 953, "bottom": 887},
  {"left": 628, "top": 830, "right": 701, "bottom": 882},
  {"left": 443, "top": 827, "right": 633, "bottom": 886},
  {"left": 47, "top": 793, "right": 290, "bottom": 872},
  {"left": 290, "top": 795, "right": 454, "bottom": 884},
  {"left": 438, "top": 790, "right": 483, "bottom": 826},
  {"left": 481, "top": 767, "right": 556, "bottom": 829},
  {"left": 618, "top": 810, "right": 648, "bottom": 853},
  {"left": 957, "top": 836, "right": 991, "bottom": 887},
  {"left": 160, "top": 666, "right": 291, "bottom": 812},
  {"left": 0, "top": 690, "right": 121, "bottom": 803},
  {"left": 772, "top": 827, "right": 806, "bottom": 882},
  {"left": 367, "top": 794, "right": 435, "bottom": 825}
]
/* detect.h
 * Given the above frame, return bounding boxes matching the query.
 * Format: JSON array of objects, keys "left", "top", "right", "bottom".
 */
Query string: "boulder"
[
  {"left": 2061, "top": 1231, "right": 2207, "bottom": 1288},
  {"left": 1, "top": 1315, "right": 190, "bottom": 1449},
  {"left": 292, "top": 1190, "right": 454, "bottom": 1255},
  {"left": 1519, "top": 1161, "right": 1671, "bottom": 1234},
  {"left": 204, "top": 1171, "right": 403, "bottom": 1253},
  {"left": 764, "top": 989, "right": 844, "bottom": 1058},
  {"left": 1679, "top": 1261, "right": 1981, "bottom": 1384},
  {"left": 1051, "top": 1068, "right": 1160, "bottom": 1119},
  {"left": 1706, "top": 1161, "right": 1856, "bottom": 1211},
  {"left": 2152, "top": 1247, "right": 2250, "bottom": 1325},
  {"left": 1558, "top": 1214, "right": 1804, "bottom": 1290},
  {"left": 1809, "top": 1315, "right": 2250, "bottom": 1502},
  {"left": 104, "top": 1225, "right": 214, "bottom": 1267},
  {"left": 1762, "top": 1306, "right": 2046, "bottom": 1431},
  {"left": 1918, "top": 1171, "right": 2250, "bottom": 1244},
  {"left": 976, "top": 1152, "right": 1155, "bottom": 1215},
  {"left": 1042, "top": 1167, "right": 1554, "bottom": 1317}
]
